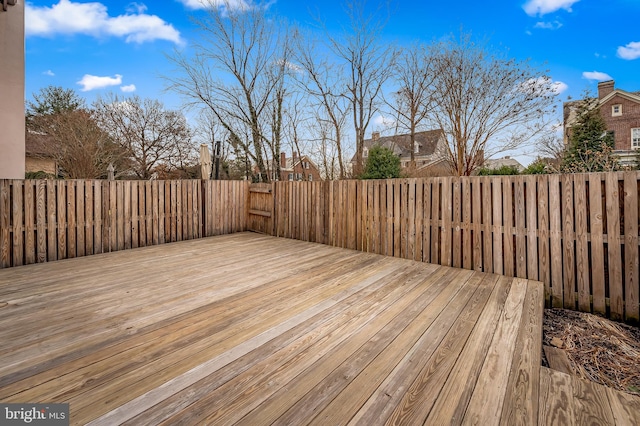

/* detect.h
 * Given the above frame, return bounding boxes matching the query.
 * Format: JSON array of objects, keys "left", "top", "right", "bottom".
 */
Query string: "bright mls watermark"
[{"left": 1, "top": 404, "right": 69, "bottom": 425}]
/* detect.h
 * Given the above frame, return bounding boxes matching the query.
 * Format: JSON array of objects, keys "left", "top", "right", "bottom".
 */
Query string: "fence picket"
[
  {"left": 574, "top": 174, "right": 590, "bottom": 312},
  {"left": 24, "top": 181, "right": 35, "bottom": 265},
  {"left": 606, "top": 173, "right": 624, "bottom": 320},
  {"left": 623, "top": 172, "right": 639, "bottom": 322},
  {"left": 589, "top": 175, "right": 606, "bottom": 315},
  {"left": 562, "top": 174, "right": 576, "bottom": 310}
]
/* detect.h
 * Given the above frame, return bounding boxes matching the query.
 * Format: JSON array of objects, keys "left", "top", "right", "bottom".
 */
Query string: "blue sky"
[{"left": 25, "top": 0, "right": 640, "bottom": 162}]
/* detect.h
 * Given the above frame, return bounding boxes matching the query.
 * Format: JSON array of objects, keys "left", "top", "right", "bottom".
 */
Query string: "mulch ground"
[{"left": 542, "top": 308, "right": 640, "bottom": 396}]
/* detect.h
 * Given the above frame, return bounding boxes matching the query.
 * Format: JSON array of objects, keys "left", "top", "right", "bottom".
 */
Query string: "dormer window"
[
  {"left": 413, "top": 141, "right": 420, "bottom": 154},
  {"left": 612, "top": 104, "right": 622, "bottom": 116},
  {"left": 363, "top": 147, "right": 369, "bottom": 157}
]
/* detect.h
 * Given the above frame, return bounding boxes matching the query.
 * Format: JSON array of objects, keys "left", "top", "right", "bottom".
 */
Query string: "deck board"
[{"left": 0, "top": 232, "right": 632, "bottom": 425}]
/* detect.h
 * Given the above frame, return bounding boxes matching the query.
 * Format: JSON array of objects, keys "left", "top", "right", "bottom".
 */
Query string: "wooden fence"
[
  {"left": 0, "top": 179, "right": 248, "bottom": 269},
  {"left": 3, "top": 174, "right": 639, "bottom": 322},
  {"left": 249, "top": 173, "right": 640, "bottom": 322}
]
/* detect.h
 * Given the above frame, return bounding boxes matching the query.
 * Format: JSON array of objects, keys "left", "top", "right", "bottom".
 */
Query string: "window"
[
  {"left": 363, "top": 147, "right": 369, "bottom": 157},
  {"left": 612, "top": 104, "right": 622, "bottom": 116},
  {"left": 632, "top": 128, "right": 640, "bottom": 150},
  {"left": 303, "top": 161, "right": 310, "bottom": 169},
  {"left": 308, "top": 175, "right": 313, "bottom": 181},
  {"left": 288, "top": 173, "right": 294, "bottom": 181}
]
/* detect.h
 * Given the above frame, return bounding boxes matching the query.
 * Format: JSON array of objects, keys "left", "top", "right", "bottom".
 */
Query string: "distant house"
[
  {"left": 564, "top": 80, "right": 640, "bottom": 166},
  {"left": 352, "top": 130, "right": 451, "bottom": 176},
  {"left": 25, "top": 131, "right": 57, "bottom": 176},
  {"left": 480, "top": 156, "right": 524, "bottom": 173},
  {"left": 264, "top": 152, "right": 322, "bottom": 181}
]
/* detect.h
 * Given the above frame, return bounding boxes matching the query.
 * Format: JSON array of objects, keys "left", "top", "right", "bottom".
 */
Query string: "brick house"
[
  {"left": 564, "top": 80, "right": 640, "bottom": 165},
  {"left": 278, "top": 152, "right": 322, "bottom": 181},
  {"left": 352, "top": 129, "right": 452, "bottom": 176}
]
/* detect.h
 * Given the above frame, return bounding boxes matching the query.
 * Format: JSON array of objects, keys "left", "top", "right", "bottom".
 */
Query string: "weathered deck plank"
[{"left": 1, "top": 232, "right": 630, "bottom": 426}]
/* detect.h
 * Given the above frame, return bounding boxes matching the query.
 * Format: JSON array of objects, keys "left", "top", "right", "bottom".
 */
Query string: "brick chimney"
[
  {"left": 372, "top": 132, "right": 380, "bottom": 141},
  {"left": 598, "top": 80, "right": 615, "bottom": 99},
  {"left": 280, "top": 152, "right": 286, "bottom": 168}
]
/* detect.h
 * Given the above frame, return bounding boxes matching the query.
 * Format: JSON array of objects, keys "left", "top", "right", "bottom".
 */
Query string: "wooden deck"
[{"left": 0, "top": 232, "right": 636, "bottom": 425}]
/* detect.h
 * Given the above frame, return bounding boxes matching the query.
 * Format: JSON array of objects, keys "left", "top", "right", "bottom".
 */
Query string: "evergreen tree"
[
  {"left": 27, "top": 86, "right": 84, "bottom": 119},
  {"left": 562, "top": 101, "right": 619, "bottom": 173},
  {"left": 361, "top": 146, "right": 401, "bottom": 179}
]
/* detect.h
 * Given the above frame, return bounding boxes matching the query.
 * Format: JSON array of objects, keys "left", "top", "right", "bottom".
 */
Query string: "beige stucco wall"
[{"left": 0, "top": 1, "right": 25, "bottom": 179}]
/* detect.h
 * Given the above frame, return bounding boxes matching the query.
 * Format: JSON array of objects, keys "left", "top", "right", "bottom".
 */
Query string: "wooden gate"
[{"left": 248, "top": 183, "right": 274, "bottom": 234}]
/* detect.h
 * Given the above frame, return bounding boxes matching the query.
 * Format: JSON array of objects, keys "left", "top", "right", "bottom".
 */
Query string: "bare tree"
[
  {"left": 26, "top": 86, "right": 127, "bottom": 178},
  {"left": 311, "top": 120, "right": 337, "bottom": 180},
  {"left": 319, "top": 0, "right": 397, "bottom": 175},
  {"left": 428, "top": 33, "right": 558, "bottom": 176},
  {"left": 292, "top": 31, "right": 350, "bottom": 178},
  {"left": 386, "top": 43, "right": 434, "bottom": 166},
  {"left": 166, "top": 0, "right": 292, "bottom": 181},
  {"left": 30, "top": 110, "right": 127, "bottom": 179},
  {"left": 93, "top": 94, "right": 194, "bottom": 179},
  {"left": 536, "top": 132, "right": 565, "bottom": 171}
]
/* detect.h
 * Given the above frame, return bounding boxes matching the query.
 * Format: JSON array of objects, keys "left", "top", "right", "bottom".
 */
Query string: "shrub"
[{"left": 360, "top": 146, "right": 401, "bottom": 179}]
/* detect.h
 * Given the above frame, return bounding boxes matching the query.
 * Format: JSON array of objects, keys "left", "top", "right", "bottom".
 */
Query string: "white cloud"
[
  {"left": 126, "top": 3, "right": 148, "bottom": 14},
  {"left": 43, "top": 70, "right": 55, "bottom": 76},
  {"left": 582, "top": 71, "right": 613, "bottom": 82},
  {"left": 533, "top": 21, "right": 563, "bottom": 30},
  {"left": 519, "top": 76, "right": 567, "bottom": 96},
  {"left": 77, "top": 74, "right": 123, "bottom": 91},
  {"left": 120, "top": 84, "right": 137, "bottom": 92},
  {"left": 177, "top": 0, "right": 253, "bottom": 10},
  {"left": 551, "top": 81, "right": 568, "bottom": 94},
  {"left": 373, "top": 115, "right": 395, "bottom": 129},
  {"left": 617, "top": 41, "right": 640, "bottom": 60},
  {"left": 26, "top": 0, "right": 183, "bottom": 45},
  {"left": 523, "top": 0, "right": 580, "bottom": 17}
]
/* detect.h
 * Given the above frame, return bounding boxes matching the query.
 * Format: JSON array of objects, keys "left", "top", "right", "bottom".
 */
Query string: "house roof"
[
  {"left": 564, "top": 87, "right": 640, "bottom": 123},
  {"left": 264, "top": 154, "right": 318, "bottom": 173},
  {"left": 25, "top": 131, "right": 55, "bottom": 157},
  {"left": 482, "top": 157, "right": 524, "bottom": 171},
  {"left": 599, "top": 89, "right": 640, "bottom": 105},
  {"left": 353, "top": 129, "right": 444, "bottom": 162},
  {"left": 281, "top": 155, "right": 317, "bottom": 171}
]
